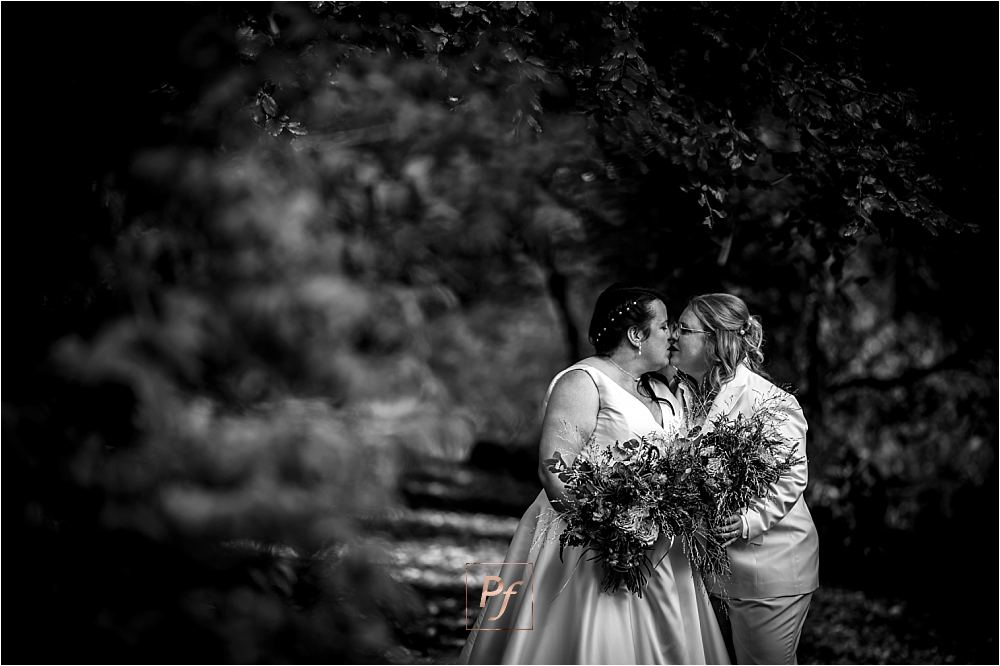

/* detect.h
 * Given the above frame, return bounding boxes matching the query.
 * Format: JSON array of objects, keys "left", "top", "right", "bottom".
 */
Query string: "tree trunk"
[
  {"left": 799, "top": 275, "right": 828, "bottom": 429},
  {"left": 514, "top": 195, "right": 582, "bottom": 366},
  {"left": 543, "top": 259, "right": 581, "bottom": 366}
]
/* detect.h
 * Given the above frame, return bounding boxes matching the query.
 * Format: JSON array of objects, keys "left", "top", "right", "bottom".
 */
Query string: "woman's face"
[
  {"left": 668, "top": 306, "right": 712, "bottom": 379},
  {"left": 639, "top": 299, "right": 673, "bottom": 369}
]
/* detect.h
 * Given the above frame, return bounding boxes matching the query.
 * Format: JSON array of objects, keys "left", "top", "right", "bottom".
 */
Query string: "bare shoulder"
[
  {"left": 542, "top": 368, "right": 600, "bottom": 445},
  {"left": 548, "top": 368, "right": 599, "bottom": 406}
]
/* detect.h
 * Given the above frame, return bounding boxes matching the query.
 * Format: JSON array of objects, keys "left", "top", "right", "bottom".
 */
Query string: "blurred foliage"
[{"left": 4, "top": 1, "right": 995, "bottom": 662}]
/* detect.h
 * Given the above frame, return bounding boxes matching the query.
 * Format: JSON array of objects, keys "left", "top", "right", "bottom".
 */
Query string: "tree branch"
[
  {"left": 827, "top": 351, "right": 971, "bottom": 393},
  {"left": 535, "top": 173, "right": 619, "bottom": 229}
]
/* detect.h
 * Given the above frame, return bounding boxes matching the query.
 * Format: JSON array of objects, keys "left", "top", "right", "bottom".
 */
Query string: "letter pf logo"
[{"left": 465, "top": 562, "right": 533, "bottom": 631}]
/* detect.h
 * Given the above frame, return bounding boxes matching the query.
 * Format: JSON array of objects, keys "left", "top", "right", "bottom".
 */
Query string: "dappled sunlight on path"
[{"left": 372, "top": 457, "right": 979, "bottom": 665}]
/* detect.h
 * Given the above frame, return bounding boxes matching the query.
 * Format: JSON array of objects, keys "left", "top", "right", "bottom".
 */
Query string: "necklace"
[{"left": 604, "top": 356, "right": 642, "bottom": 384}]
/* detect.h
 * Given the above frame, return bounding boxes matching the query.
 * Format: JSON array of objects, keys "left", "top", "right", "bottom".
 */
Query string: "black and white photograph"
[{"left": 5, "top": 2, "right": 997, "bottom": 664}]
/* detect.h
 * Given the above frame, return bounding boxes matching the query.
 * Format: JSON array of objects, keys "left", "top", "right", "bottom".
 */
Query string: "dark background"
[{"left": 5, "top": 3, "right": 997, "bottom": 663}]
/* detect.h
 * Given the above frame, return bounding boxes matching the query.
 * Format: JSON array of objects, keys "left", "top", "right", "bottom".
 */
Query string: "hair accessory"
[{"left": 595, "top": 299, "right": 643, "bottom": 344}]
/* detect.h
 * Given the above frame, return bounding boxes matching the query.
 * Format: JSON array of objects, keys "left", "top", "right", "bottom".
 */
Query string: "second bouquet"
[{"left": 544, "top": 398, "right": 800, "bottom": 598}]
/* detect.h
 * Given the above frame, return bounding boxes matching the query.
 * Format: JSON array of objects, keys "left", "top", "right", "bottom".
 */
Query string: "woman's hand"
[{"left": 713, "top": 514, "right": 743, "bottom": 547}]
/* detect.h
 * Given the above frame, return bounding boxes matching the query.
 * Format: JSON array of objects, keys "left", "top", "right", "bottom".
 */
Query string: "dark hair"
[
  {"left": 588, "top": 283, "right": 668, "bottom": 355},
  {"left": 686, "top": 293, "right": 766, "bottom": 397},
  {"left": 587, "top": 283, "right": 675, "bottom": 416}
]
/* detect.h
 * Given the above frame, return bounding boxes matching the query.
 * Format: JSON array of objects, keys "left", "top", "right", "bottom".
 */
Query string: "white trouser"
[{"left": 711, "top": 593, "right": 813, "bottom": 665}]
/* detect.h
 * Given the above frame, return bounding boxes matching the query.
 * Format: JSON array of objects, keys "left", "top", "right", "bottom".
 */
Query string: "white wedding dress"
[{"left": 461, "top": 362, "right": 730, "bottom": 664}]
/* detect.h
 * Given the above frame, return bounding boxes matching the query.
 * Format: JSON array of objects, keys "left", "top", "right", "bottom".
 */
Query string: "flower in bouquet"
[
  {"left": 639, "top": 429, "right": 722, "bottom": 574},
  {"left": 685, "top": 394, "right": 804, "bottom": 585},
  {"left": 634, "top": 517, "right": 660, "bottom": 547},
  {"left": 543, "top": 396, "right": 803, "bottom": 596},
  {"left": 544, "top": 436, "right": 665, "bottom": 598}
]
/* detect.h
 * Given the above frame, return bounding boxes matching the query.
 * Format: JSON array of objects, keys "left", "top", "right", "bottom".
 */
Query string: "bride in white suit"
[{"left": 668, "top": 293, "right": 820, "bottom": 665}]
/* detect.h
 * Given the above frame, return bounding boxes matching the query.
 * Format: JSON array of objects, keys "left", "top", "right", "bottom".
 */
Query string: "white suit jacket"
[{"left": 678, "top": 363, "right": 820, "bottom": 599}]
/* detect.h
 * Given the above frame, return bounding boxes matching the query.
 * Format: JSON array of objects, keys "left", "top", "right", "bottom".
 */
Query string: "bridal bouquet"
[
  {"left": 544, "top": 397, "right": 800, "bottom": 597},
  {"left": 674, "top": 396, "right": 803, "bottom": 584},
  {"left": 543, "top": 435, "right": 673, "bottom": 598}
]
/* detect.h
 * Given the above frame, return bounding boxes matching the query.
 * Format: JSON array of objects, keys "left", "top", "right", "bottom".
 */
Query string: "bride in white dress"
[{"left": 461, "top": 284, "right": 730, "bottom": 664}]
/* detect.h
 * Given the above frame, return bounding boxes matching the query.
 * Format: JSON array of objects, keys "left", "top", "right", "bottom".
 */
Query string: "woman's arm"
[{"left": 536, "top": 369, "right": 600, "bottom": 509}]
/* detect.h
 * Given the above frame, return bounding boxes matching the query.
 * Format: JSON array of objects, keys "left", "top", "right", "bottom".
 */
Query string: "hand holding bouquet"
[
  {"left": 544, "top": 397, "right": 801, "bottom": 597},
  {"left": 681, "top": 396, "right": 803, "bottom": 584}
]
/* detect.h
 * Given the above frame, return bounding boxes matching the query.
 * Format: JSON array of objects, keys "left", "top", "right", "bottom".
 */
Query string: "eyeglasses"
[{"left": 670, "top": 321, "right": 711, "bottom": 335}]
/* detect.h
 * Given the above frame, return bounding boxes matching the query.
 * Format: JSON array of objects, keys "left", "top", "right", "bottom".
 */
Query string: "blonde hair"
[{"left": 687, "top": 293, "right": 765, "bottom": 398}]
